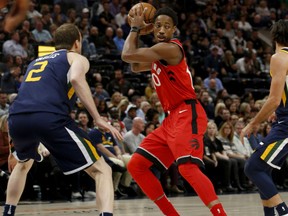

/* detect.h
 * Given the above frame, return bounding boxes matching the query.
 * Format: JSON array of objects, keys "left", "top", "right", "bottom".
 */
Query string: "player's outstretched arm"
[
  {"left": 4, "top": 0, "right": 30, "bottom": 33},
  {"left": 68, "top": 53, "right": 123, "bottom": 141}
]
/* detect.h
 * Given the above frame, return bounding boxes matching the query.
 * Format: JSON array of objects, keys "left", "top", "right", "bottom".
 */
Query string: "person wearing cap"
[
  {"left": 204, "top": 45, "right": 222, "bottom": 78},
  {"left": 123, "top": 104, "right": 137, "bottom": 131}
]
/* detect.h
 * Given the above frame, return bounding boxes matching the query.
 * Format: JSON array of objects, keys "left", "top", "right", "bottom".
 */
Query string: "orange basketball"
[{"left": 128, "top": 2, "right": 156, "bottom": 35}]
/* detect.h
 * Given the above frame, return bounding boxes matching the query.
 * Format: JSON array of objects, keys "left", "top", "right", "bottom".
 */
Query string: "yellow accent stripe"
[
  {"left": 261, "top": 142, "right": 276, "bottom": 160},
  {"left": 84, "top": 138, "right": 100, "bottom": 160},
  {"left": 281, "top": 49, "right": 288, "bottom": 54},
  {"left": 68, "top": 87, "right": 75, "bottom": 99}
]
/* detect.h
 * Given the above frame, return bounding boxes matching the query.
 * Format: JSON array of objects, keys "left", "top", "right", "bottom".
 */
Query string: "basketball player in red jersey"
[
  {"left": 1, "top": 0, "right": 30, "bottom": 33},
  {"left": 122, "top": 6, "right": 227, "bottom": 216}
]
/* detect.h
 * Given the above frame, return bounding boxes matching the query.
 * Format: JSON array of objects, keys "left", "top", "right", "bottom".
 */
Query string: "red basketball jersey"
[{"left": 151, "top": 39, "right": 196, "bottom": 112}]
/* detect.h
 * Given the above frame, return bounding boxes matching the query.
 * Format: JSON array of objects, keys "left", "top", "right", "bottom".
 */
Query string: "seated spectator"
[
  {"left": 93, "top": 82, "right": 110, "bottom": 101},
  {"left": 123, "top": 104, "right": 137, "bottom": 131},
  {"left": 203, "top": 69, "right": 224, "bottom": 93},
  {"left": 0, "top": 93, "right": 9, "bottom": 117},
  {"left": 217, "top": 122, "right": 246, "bottom": 191},
  {"left": 113, "top": 28, "right": 125, "bottom": 53},
  {"left": 106, "top": 68, "right": 134, "bottom": 97},
  {"left": 88, "top": 117, "right": 132, "bottom": 197},
  {"left": 137, "top": 100, "right": 151, "bottom": 121},
  {"left": 203, "top": 121, "right": 237, "bottom": 193},
  {"left": 199, "top": 90, "right": 215, "bottom": 120},
  {"left": 115, "top": 5, "right": 127, "bottom": 28},
  {"left": 155, "top": 101, "right": 165, "bottom": 125},
  {"left": 220, "top": 50, "right": 237, "bottom": 78},
  {"left": 2, "top": 31, "right": 27, "bottom": 58},
  {"left": 233, "top": 121, "right": 253, "bottom": 159},
  {"left": 97, "top": 1, "right": 117, "bottom": 33},
  {"left": 51, "top": 4, "right": 67, "bottom": 26},
  {"left": 123, "top": 117, "right": 145, "bottom": 154},
  {"left": 1, "top": 65, "right": 21, "bottom": 94},
  {"left": 145, "top": 108, "right": 160, "bottom": 128},
  {"left": 230, "top": 29, "right": 247, "bottom": 53},
  {"left": 204, "top": 46, "right": 222, "bottom": 75},
  {"left": 77, "top": 110, "right": 92, "bottom": 133},
  {"left": 32, "top": 19, "right": 53, "bottom": 45},
  {"left": 116, "top": 98, "right": 129, "bottom": 121},
  {"left": 108, "top": 91, "right": 122, "bottom": 109}
]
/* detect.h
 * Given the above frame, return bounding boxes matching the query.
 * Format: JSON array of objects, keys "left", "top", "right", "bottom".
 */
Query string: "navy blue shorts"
[
  {"left": 9, "top": 112, "right": 100, "bottom": 175},
  {"left": 255, "top": 121, "right": 288, "bottom": 170}
]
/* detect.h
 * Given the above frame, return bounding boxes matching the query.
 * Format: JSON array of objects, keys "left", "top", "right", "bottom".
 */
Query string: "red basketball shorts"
[{"left": 136, "top": 99, "right": 207, "bottom": 172}]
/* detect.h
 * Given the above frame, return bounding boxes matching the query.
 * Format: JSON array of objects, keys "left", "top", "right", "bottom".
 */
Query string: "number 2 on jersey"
[{"left": 25, "top": 60, "right": 48, "bottom": 82}]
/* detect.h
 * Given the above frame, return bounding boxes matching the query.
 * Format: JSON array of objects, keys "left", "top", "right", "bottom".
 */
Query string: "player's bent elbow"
[{"left": 121, "top": 53, "right": 133, "bottom": 63}]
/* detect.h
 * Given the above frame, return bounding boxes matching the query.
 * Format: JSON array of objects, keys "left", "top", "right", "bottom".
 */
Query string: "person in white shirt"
[
  {"left": 233, "top": 121, "right": 253, "bottom": 158},
  {"left": 123, "top": 117, "right": 145, "bottom": 154},
  {"left": 115, "top": 5, "right": 127, "bottom": 28}
]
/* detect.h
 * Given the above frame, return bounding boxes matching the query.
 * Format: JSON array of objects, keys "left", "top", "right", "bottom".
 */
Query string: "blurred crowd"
[{"left": 1, "top": 0, "right": 288, "bottom": 201}]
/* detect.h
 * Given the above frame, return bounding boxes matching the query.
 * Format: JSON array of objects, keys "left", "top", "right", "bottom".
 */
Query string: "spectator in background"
[
  {"left": 115, "top": 5, "right": 127, "bottom": 28},
  {"left": 137, "top": 101, "right": 151, "bottom": 121},
  {"left": 204, "top": 69, "right": 224, "bottom": 92},
  {"left": 123, "top": 104, "right": 137, "bottom": 131},
  {"left": 0, "top": 93, "right": 9, "bottom": 117},
  {"left": 116, "top": 98, "right": 129, "bottom": 121},
  {"left": 230, "top": 29, "right": 247, "bottom": 53},
  {"left": 199, "top": 90, "right": 215, "bottom": 120},
  {"left": 109, "top": 0, "right": 121, "bottom": 17},
  {"left": 221, "top": 50, "right": 237, "bottom": 78},
  {"left": 123, "top": 117, "right": 145, "bottom": 154},
  {"left": 2, "top": 31, "right": 27, "bottom": 58},
  {"left": 26, "top": 1, "right": 42, "bottom": 20},
  {"left": 233, "top": 121, "right": 253, "bottom": 159},
  {"left": 88, "top": 117, "right": 132, "bottom": 198},
  {"left": 155, "top": 101, "right": 165, "bottom": 125},
  {"left": 51, "top": 4, "right": 67, "bottom": 26},
  {"left": 98, "top": 1, "right": 117, "bottom": 33},
  {"left": 106, "top": 68, "right": 134, "bottom": 97},
  {"left": 203, "top": 121, "right": 237, "bottom": 193},
  {"left": 77, "top": 111, "right": 92, "bottom": 133},
  {"left": 94, "top": 82, "right": 110, "bottom": 101},
  {"left": 204, "top": 46, "right": 222, "bottom": 75},
  {"left": 1, "top": 65, "right": 21, "bottom": 94},
  {"left": 215, "top": 108, "right": 231, "bottom": 128},
  {"left": 19, "top": 33, "right": 35, "bottom": 61},
  {"left": 32, "top": 19, "right": 53, "bottom": 45},
  {"left": 145, "top": 108, "right": 160, "bottom": 128},
  {"left": 41, "top": 11, "right": 53, "bottom": 31},
  {"left": 113, "top": 28, "right": 125, "bottom": 53}
]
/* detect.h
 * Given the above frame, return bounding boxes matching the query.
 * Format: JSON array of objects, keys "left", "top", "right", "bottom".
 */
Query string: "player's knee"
[
  {"left": 127, "top": 153, "right": 148, "bottom": 176},
  {"left": 178, "top": 163, "right": 199, "bottom": 180}
]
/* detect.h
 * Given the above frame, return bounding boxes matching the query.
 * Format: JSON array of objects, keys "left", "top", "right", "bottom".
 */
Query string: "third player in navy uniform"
[
  {"left": 241, "top": 19, "right": 288, "bottom": 216},
  {"left": 3, "top": 24, "right": 122, "bottom": 216}
]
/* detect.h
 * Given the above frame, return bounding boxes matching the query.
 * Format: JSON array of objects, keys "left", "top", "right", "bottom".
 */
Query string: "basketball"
[{"left": 128, "top": 2, "right": 156, "bottom": 35}]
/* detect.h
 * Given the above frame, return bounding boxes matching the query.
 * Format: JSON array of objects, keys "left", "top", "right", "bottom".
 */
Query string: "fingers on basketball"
[{"left": 128, "top": 2, "right": 156, "bottom": 35}]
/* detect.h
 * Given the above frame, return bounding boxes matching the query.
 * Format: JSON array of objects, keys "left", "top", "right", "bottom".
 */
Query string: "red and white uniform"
[{"left": 136, "top": 39, "right": 208, "bottom": 171}]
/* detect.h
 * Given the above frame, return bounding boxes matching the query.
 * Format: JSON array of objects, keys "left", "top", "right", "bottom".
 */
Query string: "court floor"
[{"left": 7, "top": 192, "right": 288, "bottom": 215}]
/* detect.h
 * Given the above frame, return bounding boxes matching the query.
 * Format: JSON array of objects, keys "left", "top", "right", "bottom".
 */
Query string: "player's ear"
[{"left": 172, "top": 25, "right": 176, "bottom": 33}]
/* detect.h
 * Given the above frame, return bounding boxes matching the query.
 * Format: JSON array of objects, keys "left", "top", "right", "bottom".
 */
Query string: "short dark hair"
[
  {"left": 54, "top": 24, "right": 81, "bottom": 50},
  {"left": 271, "top": 19, "right": 288, "bottom": 47},
  {"left": 153, "top": 7, "right": 178, "bottom": 26}
]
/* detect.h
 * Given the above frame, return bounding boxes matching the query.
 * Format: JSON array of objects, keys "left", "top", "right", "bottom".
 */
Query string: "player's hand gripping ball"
[{"left": 128, "top": 2, "right": 156, "bottom": 35}]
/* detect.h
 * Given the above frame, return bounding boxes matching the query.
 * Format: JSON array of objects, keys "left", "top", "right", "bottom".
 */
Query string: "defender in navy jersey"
[
  {"left": 241, "top": 20, "right": 288, "bottom": 216},
  {"left": 122, "top": 7, "right": 226, "bottom": 216},
  {"left": 3, "top": 24, "right": 122, "bottom": 216}
]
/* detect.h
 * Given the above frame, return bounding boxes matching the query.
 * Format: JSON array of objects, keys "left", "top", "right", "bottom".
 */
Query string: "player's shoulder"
[{"left": 67, "top": 52, "right": 89, "bottom": 66}]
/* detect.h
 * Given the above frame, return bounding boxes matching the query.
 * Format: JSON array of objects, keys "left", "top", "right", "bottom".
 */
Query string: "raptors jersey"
[
  {"left": 151, "top": 39, "right": 196, "bottom": 112},
  {"left": 9, "top": 49, "right": 76, "bottom": 116}
]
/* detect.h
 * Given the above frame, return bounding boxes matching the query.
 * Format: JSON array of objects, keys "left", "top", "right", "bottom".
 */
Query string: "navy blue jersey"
[
  {"left": 88, "top": 128, "right": 117, "bottom": 155},
  {"left": 9, "top": 49, "right": 76, "bottom": 116},
  {"left": 275, "top": 48, "right": 288, "bottom": 119}
]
